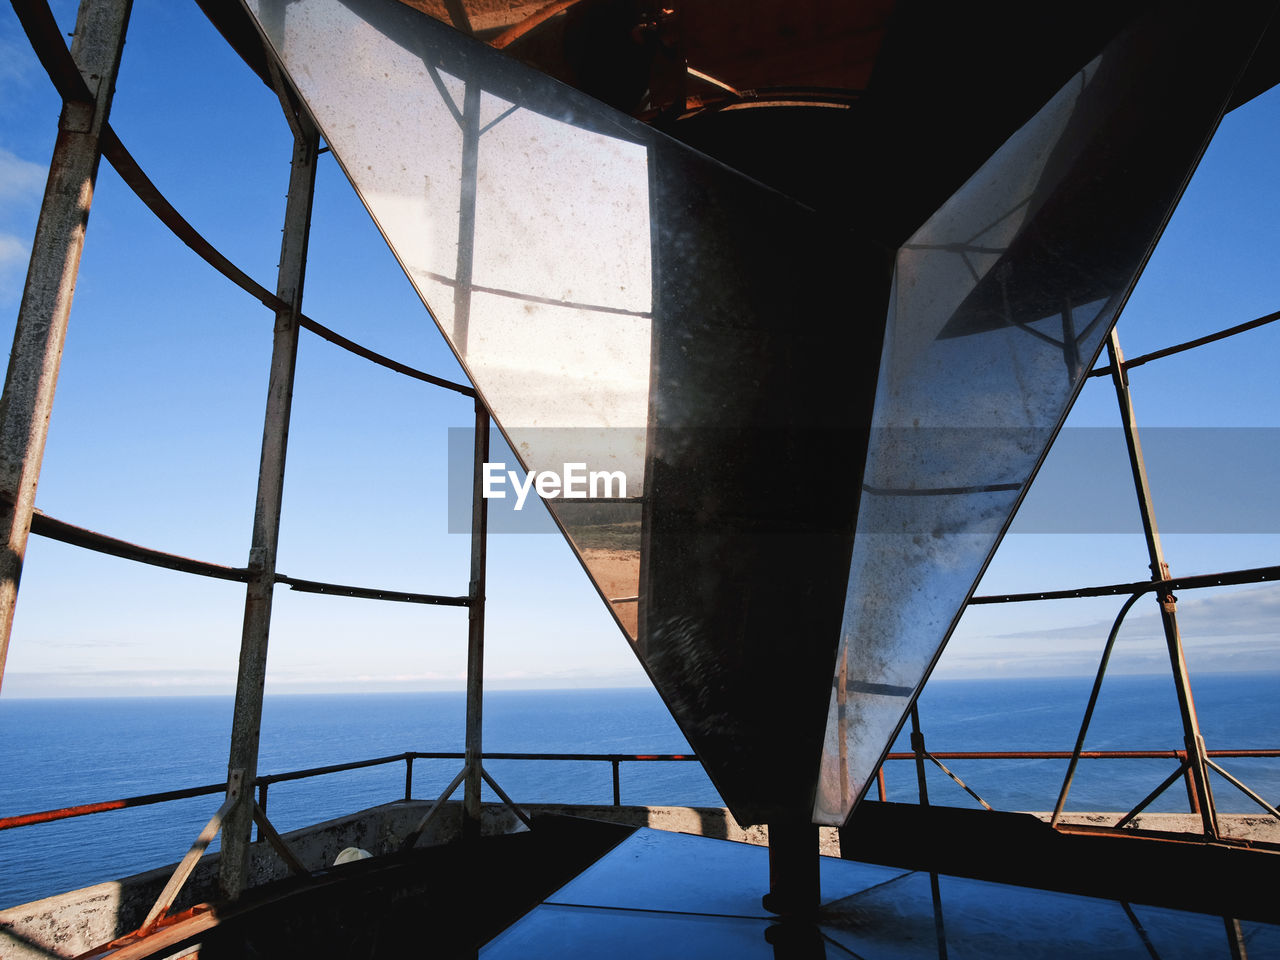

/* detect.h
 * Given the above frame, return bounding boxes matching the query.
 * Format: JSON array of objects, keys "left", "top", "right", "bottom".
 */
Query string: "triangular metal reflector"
[{"left": 240, "top": 0, "right": 1269, "bottom": 828}]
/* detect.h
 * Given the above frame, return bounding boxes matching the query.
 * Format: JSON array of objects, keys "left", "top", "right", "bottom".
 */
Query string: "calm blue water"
[{"left": 0, "top": 674, "right": 1276, "bottom": 909}]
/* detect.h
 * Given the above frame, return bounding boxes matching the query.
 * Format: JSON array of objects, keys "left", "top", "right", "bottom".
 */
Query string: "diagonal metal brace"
[
  {"left": 139, "top": 769, "right": 243, "bottom": 934},
  {"left": 252, "top": 802, "right": 312, "bottom": 877},
  {"left": 400, "top": 764, "right": 468, "bottom": 852},
  {"left": 479, "top": 766, "right": 532, "bottom": 828}
]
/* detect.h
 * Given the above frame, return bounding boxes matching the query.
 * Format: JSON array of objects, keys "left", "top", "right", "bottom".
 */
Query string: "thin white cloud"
[
  {"left": 0, "top": 232, "right": 31, "bottom": 305},
  {"left": 987, "top": 584, "right": 1280, "bottom": 643},
  {"left": 0, "top": 232, "right": 28, "bottom": 266},
  {"left": 936, "top": 584, "right": 1280, "bottom": 677},
  {"left": 0, "top": 147, "right": 46, "bottom": 203}
]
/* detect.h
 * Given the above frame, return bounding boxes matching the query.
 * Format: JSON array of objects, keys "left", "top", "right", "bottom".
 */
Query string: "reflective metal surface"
[
  {"left": 241, "top": 0, "right": 867, "bottom": 824},
  {"left": 241, "top": 0, "right": 1272, "bottom": 828},
  {"left": 813, "top": 4, "right": 1273, "bottom": 824}
]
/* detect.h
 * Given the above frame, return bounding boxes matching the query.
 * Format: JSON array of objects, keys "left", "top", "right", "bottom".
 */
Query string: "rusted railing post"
[
  {"left": 220, "top": 106, "right": 319, "bottom": 900},
  {"left": 1106, "top": 329, "right": 1218, "bottom": 838},
  {"left": 255, "top": 781, "right": 269, "bottom": 841},
  {"left": 0, "top": 0, "right": 131, "bottom": 691},
  {"left": 404, "top": 754, "right": 415, "bottom": 801}
]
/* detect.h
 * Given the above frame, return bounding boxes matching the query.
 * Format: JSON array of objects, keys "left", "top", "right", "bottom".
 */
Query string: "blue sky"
[{"left": 0, "top": 1, "right": 1277, "bottom": 698}]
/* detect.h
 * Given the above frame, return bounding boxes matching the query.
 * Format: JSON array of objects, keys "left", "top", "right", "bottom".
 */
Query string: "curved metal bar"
[
  {"left": 1088, "top": 306, "right": 1280, "bottom": 378},
  {"left": 23, "top": 503, "right": 467, "bottom": 605},
  {"left": 9, "top": 0, "right": 93, "bottom": 102},
  {"left": 970, "top": 562, "right": 1280, "bottom": 605},
  {"left": 1051, "top": 591, "right": 1144, "bottom": 826},
  {"left": 19, "top": 0, "right": 475, "bottom": 399},
  {"left": 490, "top": 0, "right": 585, "bottom": 50}
]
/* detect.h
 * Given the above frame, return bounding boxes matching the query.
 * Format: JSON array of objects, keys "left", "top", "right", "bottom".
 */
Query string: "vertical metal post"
[
  {"left": 0, "top": 0, "right": 131, "bottom": 691},
  {"left": 877, "top": 766, "right": 887, "bottom": 803},
  {"left": 255, "top": 782, "right": 269, "bottom": 842},
  {"left": 929, "top": 871, "right": 949, "bottom": 960},
  {"left": 463, "top": 400, "right": 490, "bottom": 839},
  {"left": 762, "top": 818, "right": 820, "bottom": 916},
  {"left": 612, "top": 760, "right": 621, "bottom": 806},
  {"left": 910, "top": 704, "right": 930, "bottom": 806},
  {"left": 1105, "top": 329, "right": 1218, "bottom": 837},
  {"left": 219, "top": 113, "right": 319, "bottom": 900},
  {"left": 1225, "top": 917, "right": 1249, "bottom": 960},
  {"left": 404, "top": 755, "right": 415, "bottom": 801},
  {"left": 1182, "top": 752, "right": 1203, "bottom": 815}
]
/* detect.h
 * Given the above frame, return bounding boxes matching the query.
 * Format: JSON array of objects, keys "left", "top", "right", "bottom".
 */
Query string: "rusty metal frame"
[
  {"left": 1104, "top": 326, "right": 1219, "bottom": 836},
  {"left": 2, "top": 746, "right": 1274, "bottom": 836},
  {"left": 1051, "top": 592, "right": 1144, "bottom": 826},
  {"left": 463, "top": 399, "right": 490, "bottom": 837},
  {"left": 3, "top": 0, "right": 1278, "bottom": 926},
  {"left": 219, "top": 95, "right": 321, "bottom": 900},
  {"left": 139, "top": 769, "right": 243, "bottom": 935},
  {"left": 14, "top": 503, "right": 469, "bottom": 604}
]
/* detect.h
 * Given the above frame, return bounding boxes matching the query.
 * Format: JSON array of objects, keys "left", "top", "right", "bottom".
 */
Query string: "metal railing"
[{"left": 2, "top": 746, "right": 1277, "bottom": 835}]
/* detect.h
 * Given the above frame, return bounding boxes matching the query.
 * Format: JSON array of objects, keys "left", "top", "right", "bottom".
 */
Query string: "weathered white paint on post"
[
  {"left": 0, "top": 0, "right": 132, "bottom": 692},
  {"left": 219, "top": 117, "right": 319, "bottom": 900}
]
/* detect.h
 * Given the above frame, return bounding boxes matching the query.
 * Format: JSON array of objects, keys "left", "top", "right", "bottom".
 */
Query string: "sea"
[{"left": 1, "top": 673, "right": 1276, "bottom": 910}]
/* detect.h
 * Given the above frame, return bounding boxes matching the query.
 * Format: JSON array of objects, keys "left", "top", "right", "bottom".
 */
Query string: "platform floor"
[{"left": 483, "top": 827, "right": 1280, "bottom": 959}]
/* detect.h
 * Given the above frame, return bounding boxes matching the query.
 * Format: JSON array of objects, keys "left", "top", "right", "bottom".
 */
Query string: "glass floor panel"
[{"left": 482, "top": 827, "right": 1278, "bottom": 959}]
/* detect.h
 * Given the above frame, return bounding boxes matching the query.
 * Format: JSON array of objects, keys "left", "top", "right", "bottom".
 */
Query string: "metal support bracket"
[
  {"left": 139, "top": 769, "right": 243, "bottom": 934},
  {"left": 251, "top": 802, "right": 312, "bottom": 877}
]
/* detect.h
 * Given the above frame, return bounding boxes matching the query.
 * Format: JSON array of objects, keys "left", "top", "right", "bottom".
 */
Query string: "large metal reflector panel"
[
  {"left": 239, "top": 0, "right": 1270, "bottom": 828},
  {"left": 240, "top": 0, "right": 866, "bottom": 825},
  {"left": 813, "top": 6, "right": 1273, "bottom": 823}
]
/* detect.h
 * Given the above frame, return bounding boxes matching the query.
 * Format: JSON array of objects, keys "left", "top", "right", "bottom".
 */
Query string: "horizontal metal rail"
[
  {"left": 970, "top": 562, "right": 1280, "bottom": 605},
  {"left": 256, "top": 752, "right": 417, "bottom": 787},
  {"left": 881, "top": 749, "right": 1280, "bottom": 761},
  {"left": 37, "top": 499, "right": 1273, "bottom": 612},
  {"left": 1087, "top": 307, "right": 1280, "bottom": 378},
  {"left": 274, "top": 576, "right": 469, "bottom": 606},
  {"left": 14, "top": 503, "right": 469, "bottom": 605},
  {"left": 31, "top": 509, "right": 252, "bottom": 583},
  {"left": 2, "top": 747, "right": 1275, "bottom": 833}
]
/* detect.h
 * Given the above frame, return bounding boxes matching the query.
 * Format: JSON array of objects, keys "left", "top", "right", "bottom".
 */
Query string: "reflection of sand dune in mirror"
[
  {"left": 581, "top": 549, "right": 640, "bottom": 639},
  {"left": 559, "top": 502, "right": 641, "bottom": 639}
]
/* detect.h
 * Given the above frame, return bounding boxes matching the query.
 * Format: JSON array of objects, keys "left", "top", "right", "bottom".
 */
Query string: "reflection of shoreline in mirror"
[{"left": 560, "top": 501, "right": 642, "bottom": 640}]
